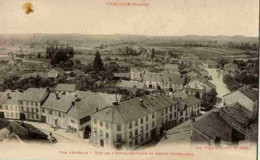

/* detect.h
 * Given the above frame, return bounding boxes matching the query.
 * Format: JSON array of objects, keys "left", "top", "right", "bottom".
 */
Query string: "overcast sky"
[{"left": 0, "top": 0, "right": 258, "bottom": 36}]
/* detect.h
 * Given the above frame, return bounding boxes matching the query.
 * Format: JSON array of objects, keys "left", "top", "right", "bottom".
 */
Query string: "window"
[
  {"left": 180, "top": 111, "right": 183, "bottom": 116},
  {"left": 59, "top": 112, "right": 61, "bottom": 117},
  {"left": 141, "top": 118, "right": 143, "bottom": 124},
  {"left": 129, "top": 123, "right": 132, "bottom": 129},
  {"left": 129, "top": 132, "right": 132, "bottom": 138},
  {"left": 146, "top": 116, "right": 148, "bottom": 121},
  {"left": 21, "top": 106, "right": 24, "bottom": 111},
  {"left": 26, "top": 107, "right": 29, "bottom": 112},
  {"left": 140, "top": 135, "right": 144, "bottom": 143},
  {"left": 100, "top": 121, "right": 103, "bottom": 127},
  {"left": 26, "top": 101, "right": 29, "bottom": 105},
  {"left": 161, "top": 111, "right": 163, "bottom": 116},
  {"left": 106, "top": 133, "right": 109, "bottom": 138},
  {"left": 166, "top": 108, "right": 168, "bottom": 114},
  {"left": 152, "top": 113, "right": 155, "bottom": 119},
  {"left": 146, "top": 124, "right": 148, "bottom": 130},
  {"left": 30, "top": 101, "right": 33, "bottom": 106},
  {"left": 42, "top": 108, "right": 45, "bottom": 113},
  {"left": 106, "top": 123, "right": 109, "bottom": 129},
  {"left": 117, "top": 134, "right": 122, "bottom": 142},
  {"left": 71, "top": 119, "right": 74, "bottom": 123},
  {"left": 36, "top": 108, "right": 38, "bottom": 113},
  {"left": 50, "top": 110, "right": 53, "bottom": 115},
  {"left": 10, "top": 112, "right": 14, "bottom": 117},
  {"left": 6, "top": 112, "right": 9, "bottom": 117},
  {"left": 36, "top": 114, "right": 39, "bottom": 119},
  {"left": 31, "top": 108, "right": 34, "bottom": 112},
  {"left": 170, "top": 114, "right": 173, "bottom": 120},
  {"left": 174, "top": 112, "right": 177, "bottom": 118},
  {"left": 170, "top": 107, "right": 172, "bottom": 112},
  {"left": 20, "top": 101, "right": 23, "bottom": 105},
  {"left": 135, "top": 129, "right": 138, "bottom": 136},
  {"left": 152, "top": 121, "right": 155, "bottom": 127},
  {"left": 15, "top": 113, "right": 19, "bottom": 118},
  {"left": 141, "top": 126, "right": 143, "bottom": 133},
  {"left": 117, "top": 125, "right": 121, "bottom": 131},
  {"left": 135, "top": 119, "right": 138, "bottom": 126},
  {"left": 5, "top": 106, "right": 8, "bottom": 110},
  {"left": 146, "top": 133, "right": 149, "bottom": 140},
  {"left": 94, "top": 118, "right": 97, "bottom": 124},
  {"left": 135, "top": 137, "right": 138, "bottom": 145},
  {"left": 35, "top": 102, "right": 38, "bottom": 106},
  {"left": 100, "top": 130, "right": 103, "bottom": 137},
  {"left": 10, "top": 106, "right": 13, "bottom": 111}
]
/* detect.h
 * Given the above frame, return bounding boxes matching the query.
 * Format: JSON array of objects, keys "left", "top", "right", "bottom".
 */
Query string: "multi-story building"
[
  {"left": 130, "top": 68, "right": 146, "bottom": 81},
  {"left": 143, "top": 72, "right": 184, "bottom": 91},
  {"left": 90, "top": 93, "right": 201, "bottom": 149},
  {"left": 0, "top": 90, "right": 22, "bottom": 119},
  {"left": 222, "top": 86, "right": 258, "bottom": 117},
  {"left": 41, "top": 92, "right": 76, "bottom": 129},
  {"left": 54, "top": 83, "right": 76, "bottom": 94},
  {"left": 18, "top": 88, "right": 49, "bottom": 121},
  {"left": 163, "top": 64, "right": 180, "bottom": 73}
]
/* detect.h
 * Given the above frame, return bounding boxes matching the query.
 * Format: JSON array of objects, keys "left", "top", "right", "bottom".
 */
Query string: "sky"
[{"left": 0, "top": 0, "right": 259, "bottom": 36}]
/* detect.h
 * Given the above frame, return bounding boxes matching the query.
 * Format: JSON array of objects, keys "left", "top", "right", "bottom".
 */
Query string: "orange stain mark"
[{"left": 23, "top": 3, "right": 34, "bottom": 14}]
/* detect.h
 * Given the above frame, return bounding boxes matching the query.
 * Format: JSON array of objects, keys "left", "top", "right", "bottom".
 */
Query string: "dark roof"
[
  {"left": 19, "top": 88, "right": 48, "bottom": 102},
  {"left": 0, "top": 90, "right": 23, "bottom": 105},
  {"left": 238, "top": 87, "right": 258, "bottom": 102},
  {"left": 68, "top": 91, "right": 122, "bottom": 120},
  {"left": 92, "top": 93, "right": 177, "bottom": 124},
  {"left": 223, "top": 86, "right": 258, "bottom": 102},
  {"left": 193, "top": 112, "right": 233, "bottom": 142},
  {"left": 42, "top": 93, "right": 76, "bottom": 112},
  {"left": 180, "top": 95, "right": 201, "bottom": 108},
  {"left": 143, "top": 72, "right": 184, "bottom": 84}
]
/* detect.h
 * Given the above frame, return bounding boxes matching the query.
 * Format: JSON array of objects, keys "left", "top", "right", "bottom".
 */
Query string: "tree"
[
  {"left": 151, "top": 48, "right": 155, "bottom": 59},
  {"left": 93, "top": 50, "right": 104, "bottom": 72}
]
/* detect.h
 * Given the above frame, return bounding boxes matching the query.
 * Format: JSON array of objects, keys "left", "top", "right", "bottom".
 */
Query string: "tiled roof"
[
  {"left": 238, "top": 87, "right": 258, "bottom": 102},
  {"left": 180, "top": 95, "right": 201, "bottom": 108},
  {"left": 0, "top": 90, "right": 23, "bottom": 105},
  {"left": 158, "top": 111, "right": 214, "bottom": 145},
  {"left": 91, "top": 93, "right": 177, "bottom": 124},
  {"left": 68, "top": 91, "right": 122, "bottom": 120},
  {"left": 170, "top": 91, "right": 188, "bottom": 99},
  {"left": 193, "top": 112, "right": 233, "bottom": 142},
  {"left": 116, "top": 80, "right": 145, "bottom": 89},
  {"left": 42, "top": 93, "right": 76, "bottom": 112},
  {"left": 223, "top": 86, "right": 258, "bottom": 102},
  {"left": 143, "top": 72, "right": 184, "bottom": 84},
  {"left": 55, "top": 84, "right": 76, "bottom": 92},
  {"left": 19, "top": 88, "right": 48, "bottom": 102}
]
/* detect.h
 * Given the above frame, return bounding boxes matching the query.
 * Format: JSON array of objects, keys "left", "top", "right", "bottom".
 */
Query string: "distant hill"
[{"left": 0, "top": 33, "right": 258, "bottom": 44}]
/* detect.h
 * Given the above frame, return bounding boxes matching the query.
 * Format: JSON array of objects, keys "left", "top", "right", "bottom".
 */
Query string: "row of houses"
[
  {"left": 0, "top": 84, "right": 122, "bottom": 138},
  {"left": 0, "top": 83, "right": 202, "bottom": 149},
  {"left": 158, "top": 86, "right": 258, "bottom": 146}
]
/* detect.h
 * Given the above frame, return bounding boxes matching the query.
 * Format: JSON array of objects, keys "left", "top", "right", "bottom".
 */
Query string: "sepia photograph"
[{"left": 0, "top": 0, "right": 259, "bottom": 159}]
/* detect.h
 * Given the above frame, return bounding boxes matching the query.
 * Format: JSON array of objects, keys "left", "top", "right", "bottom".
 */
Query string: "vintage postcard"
[{"left": 0, "top": 0, "right": 258, "bottom": 160}]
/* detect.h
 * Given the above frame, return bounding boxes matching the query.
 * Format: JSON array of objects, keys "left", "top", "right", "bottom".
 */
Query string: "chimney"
[
  {"left": 72, "top": 101, "right": 75, "bottom": 106},
  {"left": 96, "top": 107, "right": 99, "bottom": 112},
  {"left": 56, "top": 93, "right": 60, "bottom": 100},
  {"left": 140, "top": 99, "right": 143, "bottom": 106}
]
